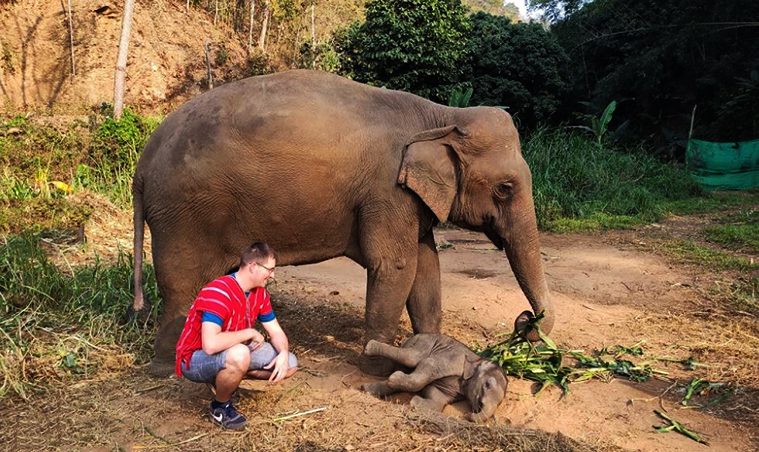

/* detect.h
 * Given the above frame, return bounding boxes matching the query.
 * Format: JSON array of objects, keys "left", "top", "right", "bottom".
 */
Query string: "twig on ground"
[
  {"left": 133, "top": 433, "right": 209, "bottom": 449},
  {"left": 272, "top": 407, "right": 328, "bottom": 422}
]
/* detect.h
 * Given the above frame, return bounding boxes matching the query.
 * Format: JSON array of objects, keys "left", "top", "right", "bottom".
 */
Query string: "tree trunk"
[
  {"left": 248, "top": 0, "right": 255, "bottom": 53},
  {"left": 65, "top": 0, "right": 75, "bottom": 81},
  {"left": 310, "top": 1, "right": 315, "bottom": 68},
  {"left": 204, "top": 39, "right": 214, "bottom": 89},
  {"left": 257, "top": 0, "right": 270, "bottom": 52},
  {"left": 113, "top": 0, "right": 136, "bottom": 120}
]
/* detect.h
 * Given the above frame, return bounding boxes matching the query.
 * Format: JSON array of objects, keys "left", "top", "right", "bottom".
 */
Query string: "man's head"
[{"left": 238, "top": 242, "right": 277, "bottom": 289}]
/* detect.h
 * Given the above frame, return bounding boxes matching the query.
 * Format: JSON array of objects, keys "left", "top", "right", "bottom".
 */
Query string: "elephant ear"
[
  {"left": 397, "top": 125, "right": 466, "bottom": 223},
  {"left": 462, "top": 355, "right": 481, "bottom": 381}
]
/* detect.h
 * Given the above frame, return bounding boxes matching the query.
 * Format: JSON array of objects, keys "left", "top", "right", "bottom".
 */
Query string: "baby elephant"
[{"left": 360, "top": 334, "right": 508, "bottom": 422}]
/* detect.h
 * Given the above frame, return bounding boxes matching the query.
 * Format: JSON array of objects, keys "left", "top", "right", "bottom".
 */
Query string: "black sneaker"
[{"left": 209, "top": 401, "right": 248, "bottom": 430}]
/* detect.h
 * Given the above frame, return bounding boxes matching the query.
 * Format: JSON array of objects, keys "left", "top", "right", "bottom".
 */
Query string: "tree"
[
  {"left": 463, "top": 0, "right": 520, "bottom": 21},
  {"left": 113, "top": 0, "right": 136, "bottom": 120},
  {"left": 552, "top": 0, "right": 759, "bottom": 144},
  {"left": 465, "top": 12, "right": 568, "bottom": 129},
  {"left": 340, "top": 0, "right": 471, "bottom": 102},
  {"left": 526, "top": 0, "right": 588, "bottom": 23}
]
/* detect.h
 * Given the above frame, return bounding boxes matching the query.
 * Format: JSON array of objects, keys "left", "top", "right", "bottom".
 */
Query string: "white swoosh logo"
[{"left": 212, "top": 412, "right": 223, "bottom": 422}]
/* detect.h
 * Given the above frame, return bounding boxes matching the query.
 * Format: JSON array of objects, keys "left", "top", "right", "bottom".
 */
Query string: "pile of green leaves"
[{"left": 476, "top": 314, "right": 666, "bottom": 396}]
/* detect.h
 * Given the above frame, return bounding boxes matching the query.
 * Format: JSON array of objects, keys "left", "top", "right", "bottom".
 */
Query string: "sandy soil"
[{"left": 1, "top": 226, "right": 758, "bottom": 452}]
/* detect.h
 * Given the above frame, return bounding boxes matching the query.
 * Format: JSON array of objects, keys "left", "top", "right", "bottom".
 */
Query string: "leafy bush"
[{"left": 523, "top": 128, "right": 704, "bottom": 230}]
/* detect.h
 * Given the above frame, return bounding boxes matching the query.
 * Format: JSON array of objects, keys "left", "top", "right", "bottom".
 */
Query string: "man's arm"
[
  {"left": 201, "top": 322, "right": 263, "bottom": 355},
  {"left": 261, "top": 318, "right": 291, "bottom": 383}
]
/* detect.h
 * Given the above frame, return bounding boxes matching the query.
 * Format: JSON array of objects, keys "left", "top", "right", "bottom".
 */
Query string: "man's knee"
[{"left": 226, "top": 344, "right": 251, "bottom": 371}]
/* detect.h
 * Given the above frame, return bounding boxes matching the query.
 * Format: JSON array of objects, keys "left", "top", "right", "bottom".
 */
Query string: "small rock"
[{"left": 324, "top": 335, "right": 335, "bottom": 342}]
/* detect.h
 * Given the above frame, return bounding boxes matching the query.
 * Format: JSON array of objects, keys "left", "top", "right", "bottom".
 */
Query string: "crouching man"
[{"left": 175, "top": 242, "right": 298, "bottom": 430}]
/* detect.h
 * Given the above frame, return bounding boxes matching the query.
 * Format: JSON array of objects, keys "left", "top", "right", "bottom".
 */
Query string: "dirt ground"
[{"left": 2, "top": 222, "right": 759, "bottom": 451}]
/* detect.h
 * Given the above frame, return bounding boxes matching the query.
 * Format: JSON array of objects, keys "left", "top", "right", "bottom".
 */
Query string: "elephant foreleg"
[
  {"left": 359, "top": 219, "right": 419, "bottom": 376},
  {"left": 405, "top": 229, "right": 441, "bottom": 334},
  {"left": 411, "top": 385, "right": 453, "bottom": 412},
  {"left": 387, "top": 357, "right": 453, "bottom": 393}
]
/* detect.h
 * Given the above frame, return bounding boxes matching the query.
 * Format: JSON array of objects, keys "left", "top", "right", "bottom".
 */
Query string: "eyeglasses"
[{"left": 256, "top": 262, "right": 276, "bottom": 274}]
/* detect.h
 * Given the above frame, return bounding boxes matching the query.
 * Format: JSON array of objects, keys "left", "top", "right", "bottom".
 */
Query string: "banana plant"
[
  {"left": 574, "top": 100, "right": 628, "bottom": 145},
  {"left": 448, "top": 86, "right": 473, "bottom": 108}
]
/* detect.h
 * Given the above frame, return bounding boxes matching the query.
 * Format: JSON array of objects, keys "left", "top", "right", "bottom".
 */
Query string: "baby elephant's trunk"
[{"left": 467, "top": 403, "right": 497, "bottom": 423}]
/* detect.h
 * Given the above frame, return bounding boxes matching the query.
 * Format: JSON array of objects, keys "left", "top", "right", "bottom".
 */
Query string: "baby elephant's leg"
[
  {"left": 387, "top": 358, "right": 445, "bottom": 393},
  {"left": 411, "top": 385, "right": 452, "bottom": 412},
  {"left": 364, "top": 340, "right": 424, "bottom": 368}
]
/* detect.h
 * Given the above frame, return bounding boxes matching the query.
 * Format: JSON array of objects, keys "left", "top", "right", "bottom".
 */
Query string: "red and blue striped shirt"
[{"left": 175, "top": 275, "right": 275, "bottom": 377}]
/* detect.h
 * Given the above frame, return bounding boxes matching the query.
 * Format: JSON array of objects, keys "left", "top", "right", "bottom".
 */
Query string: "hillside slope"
[{"left": 0, "top": 0, "right": 276, "bottom": 113}]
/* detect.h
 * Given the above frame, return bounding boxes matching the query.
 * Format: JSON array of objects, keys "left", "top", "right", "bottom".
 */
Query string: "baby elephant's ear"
[{"left": 463, "top": 355, "right": 482, "bottom": 380}]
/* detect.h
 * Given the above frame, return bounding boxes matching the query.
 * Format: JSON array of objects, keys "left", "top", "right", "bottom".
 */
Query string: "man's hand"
[
  {"left": 263, "top": 350, "right": 289, "bottom": 384},
  {"left": 246, "top": 328, "right": 265, "bottom": 351}
]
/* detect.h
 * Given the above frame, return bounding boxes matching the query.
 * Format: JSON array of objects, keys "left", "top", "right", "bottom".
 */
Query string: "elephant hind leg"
[
  {"left": 361, "top": 381, "right": 397, "bottom": 399},
  {"left": 365, "top": 340, "right": 424, "bottom": 367}
]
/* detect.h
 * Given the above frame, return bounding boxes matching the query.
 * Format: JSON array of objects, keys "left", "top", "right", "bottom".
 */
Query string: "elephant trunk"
[
  {"left": 501, "top": 206, "right": 555, "bottom": 342},
  {"left": 467, "top": 400, "right": 497, "bottom": 423}
]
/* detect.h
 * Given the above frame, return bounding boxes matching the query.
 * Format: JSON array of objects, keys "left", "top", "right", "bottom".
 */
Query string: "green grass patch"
[
  {"left": 544, "top": 212, "right": 645, "bottom": 233},
  {"left": 701, "top": 208, "right": 759, "bottom": 253},
  {"left": 523, "top": 128, "right": 704, "bottom": 231},
  {"left": 660, "top": 238, "right": 759, "bottom": 272},
  {"left": 0, "top": 234, "right": 161, "bottom": 399},
  {"left": 663, "top": 192, "right": 759, "bottom": 216}
]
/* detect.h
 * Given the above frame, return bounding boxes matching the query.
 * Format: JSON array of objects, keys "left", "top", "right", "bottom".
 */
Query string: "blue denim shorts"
[{"left": 181, "top": 342, "right": 298, "bottom": 383}]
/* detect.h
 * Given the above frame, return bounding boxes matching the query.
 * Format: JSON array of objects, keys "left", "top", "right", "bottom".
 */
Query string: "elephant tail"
[{"left": 128, "top": 173, "right": 150, "bottom": 322}]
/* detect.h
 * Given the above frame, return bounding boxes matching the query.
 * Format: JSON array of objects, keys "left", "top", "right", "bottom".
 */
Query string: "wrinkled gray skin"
[
  {"left": 361, "top": 334, "right": 508, "bottom": 422},
  {"left": 131, "top": 70, "right": 554, "bottom": 377}
]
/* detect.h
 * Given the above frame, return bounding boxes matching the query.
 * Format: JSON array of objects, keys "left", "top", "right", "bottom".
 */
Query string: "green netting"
[{"left": 686, "top": 139, "right": 759, "bottom": 191}]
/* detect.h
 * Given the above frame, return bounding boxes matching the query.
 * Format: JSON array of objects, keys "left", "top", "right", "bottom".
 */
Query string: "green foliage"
[
  {"left": 574, "top": 100, "right": 620, "bottom": 145},
  {"left": 552, "top": 0, "right": 759, "bottom": 144},
  {"left": 526, "top": 0, "right": 588, "bottom": 22},
  {"left": 339, "top": 0, "right": 471, "bottom": 102},
  {"left": 476, "top": 315, "right": 667, "bottom": 396},
  {"left": 0, "top": 234, "right": 161, "bottom": 398},
  {"left": 523, "top": 128, "right": 703, "bottom": 230},
  {"left": 463, "top": 0, "right": 520, "bottom": 19},
  {"left": 1, "top": 110, "right": 161, "bottom": 216},
  {"left": 447, "top": 85, "right": 473, "bottom": 107},
  {"left": 465, "top": 13, "right": 568, "bottom": 129}
]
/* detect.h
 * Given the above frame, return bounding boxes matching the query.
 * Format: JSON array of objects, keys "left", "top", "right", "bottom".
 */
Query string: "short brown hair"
[{"left": 240, "top": 242, "right": 276, "bottom": 268}]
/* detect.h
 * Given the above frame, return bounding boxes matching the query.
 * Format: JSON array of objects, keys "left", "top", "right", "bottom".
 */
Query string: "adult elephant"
[{"left": 131, "top": 70, "right": 554, "bottom": 377}]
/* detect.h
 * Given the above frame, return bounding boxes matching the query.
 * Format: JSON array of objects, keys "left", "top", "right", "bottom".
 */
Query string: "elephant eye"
[
  {"left": 494, "top": 182, "right": 513, "bottom": 199},
  {"left": 484, "top": 381, "right": 492, "bottom": 389}
]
